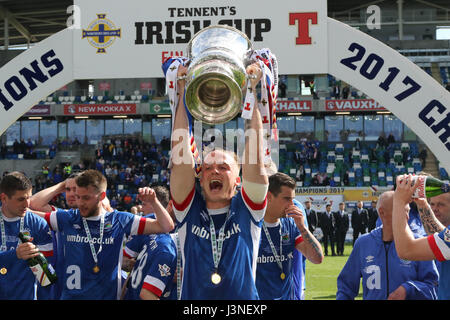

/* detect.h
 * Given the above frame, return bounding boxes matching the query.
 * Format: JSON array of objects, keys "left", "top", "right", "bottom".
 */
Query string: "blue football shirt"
[
  {"left": 427, "top": 226, "right": 450, "bottom": 300},
  {"left": 44, "top": 208, "right": 146, "bottom": 300},
  {"left": 124, "top": 233, "right": 177, "bottom": 300},
  {"left": 256, "top": 217, "right": 303, "bottom": 300},
  {"left": 0, "top": 211, "right": 53, "bottom": 300},
  {"left": 173, "top": 187, "right": 267, "bottom": 300}
]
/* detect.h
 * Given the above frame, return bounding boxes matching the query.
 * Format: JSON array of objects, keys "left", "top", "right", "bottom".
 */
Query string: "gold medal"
[
  {"left": 280, "top": 272, "right": 286, "bottom": 280},
  {"left": 93, "top": 265, "right": 100, "bottom": 273},
  {"left": 211, "top": 272, "right": 221, "bottom": 285},
  {"left": 0, "top": 267, "right": 7, "bottom": 275}
]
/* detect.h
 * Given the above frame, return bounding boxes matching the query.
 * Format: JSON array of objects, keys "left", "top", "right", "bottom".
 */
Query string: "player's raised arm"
[
  {"left": 29, "top": 180, "right": 65, "bottom": 212},
  {"left": 287, "top": 204, "right": 324, "bottom": 264},
  {"left": 138, "top": 187, "right": 174, "bottom": 234},
  {"left": 242, "top": 63, "right": 268, "bottom": 187},
  {"left": 392, "top": 174, "right": 436, "bottom": 261},
  {"left": 169, "top": 64, "right": 196, "bottom": 205},
  {"left": 241, "top": 63, "right": 269, "bottom": 206}
]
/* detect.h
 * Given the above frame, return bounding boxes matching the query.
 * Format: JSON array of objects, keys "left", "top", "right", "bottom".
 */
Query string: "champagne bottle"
[
  {"left": 411, "top": 175, "right": 450, "bottom": 198},
  {"left": 18, "top": 232, "right": 57, "bottom": 287}
]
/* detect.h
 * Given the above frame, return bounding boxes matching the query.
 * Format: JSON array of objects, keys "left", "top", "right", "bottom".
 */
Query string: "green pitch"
[{"left": 304, "top": 243, "right": 363, "bottom": 300}]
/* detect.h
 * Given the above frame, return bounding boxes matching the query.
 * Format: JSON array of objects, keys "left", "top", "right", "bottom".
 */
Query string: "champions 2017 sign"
[{"left": 0, "top": 0, "right": 449, "bottom": 171}]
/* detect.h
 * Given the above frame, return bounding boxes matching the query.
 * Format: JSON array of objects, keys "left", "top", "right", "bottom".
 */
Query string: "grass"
[{"left": 304, "top": 242, "right": 363, "bottom": 300}]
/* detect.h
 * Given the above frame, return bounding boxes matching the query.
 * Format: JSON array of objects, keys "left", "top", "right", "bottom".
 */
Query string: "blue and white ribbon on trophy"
[
  {"left": 162, "top": 57, "right": 201, "bottom": 176},
  {"left": 242, "top": 48, "right": 279, "bottom": 164}
]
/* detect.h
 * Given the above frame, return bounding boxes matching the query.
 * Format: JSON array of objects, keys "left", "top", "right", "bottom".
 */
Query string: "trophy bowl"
[{"left": 185, "top": 25, "right": 254, "bottom": 125}]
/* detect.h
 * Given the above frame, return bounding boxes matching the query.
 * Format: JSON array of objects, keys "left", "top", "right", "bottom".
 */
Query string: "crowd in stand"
[
  {"left": 0, "top": 129, "right": 439, "bottom": 208},
  {"left": 93, "top": 136, "right": 170, "bottom": 211}
]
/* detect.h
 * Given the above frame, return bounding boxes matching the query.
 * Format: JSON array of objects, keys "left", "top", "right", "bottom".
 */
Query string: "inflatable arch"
[{"left": 0, "top": 2, "right": 448, "bottom": 171}]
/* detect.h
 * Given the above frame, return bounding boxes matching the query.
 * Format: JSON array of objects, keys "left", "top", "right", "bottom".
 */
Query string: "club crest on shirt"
[
  {"left": 159, "top": 264, "right": 171, "bottom": 277},
  {"left": 444, "top": 228, "right": 450, "bottom": 243}
]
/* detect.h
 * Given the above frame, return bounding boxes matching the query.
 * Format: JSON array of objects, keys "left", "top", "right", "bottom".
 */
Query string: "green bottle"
[
  {"left": 412, "top": 176, "right": 450, "bottom": 198},
  {"left": 18, "top": 232, "right": 57, "bottom": 287}
]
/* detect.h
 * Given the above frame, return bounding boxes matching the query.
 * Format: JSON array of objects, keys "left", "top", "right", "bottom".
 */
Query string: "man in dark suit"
[
  {"left": 351, "top": 201, "right": 369, "bottom": 246},
  {"left": 367, "top": 200, "right": 378, "bottom": 232},
  {"left": 304, "top": 200, "right": 318, "bottom": 234},
  {"left": 333, "top": 202, "right": 349, "bottom": 256},
  {"left": 319, "top": 204, "right": 336, "bottom": 256}
]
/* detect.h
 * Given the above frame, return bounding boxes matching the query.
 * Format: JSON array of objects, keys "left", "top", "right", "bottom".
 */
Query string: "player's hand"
[
  {"left": 395, "top": 174, "right": 419, "bottom": 205},
  {"left": 246, "top": 63, "right": 262, "bottom": 89},
  {"left": 285, "top": 204, "right": 306, "bottom": 229},
  {"left": 122, "top": 257, "right": 136, "bottom": 272},
  {"left": 387, "top": 285, "right": 407, "bottom": 300},
  {"left": 16, "top": 241, "right": 40, "bottom": 260},
  {"left": 138, "top": 187, "right": 157, "bottom": 204},
  {"left": 102, "top": 196, "right": 114, "bottom": 212}
]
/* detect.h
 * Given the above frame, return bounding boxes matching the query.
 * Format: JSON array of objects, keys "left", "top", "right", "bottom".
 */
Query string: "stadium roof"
[{"left": 0, "top": 0, "right": 448, "bottom": 47}]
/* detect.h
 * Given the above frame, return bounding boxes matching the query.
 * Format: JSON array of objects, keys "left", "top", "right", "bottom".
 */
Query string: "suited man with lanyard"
[
  {"left": 320, "top": 204, "right": 336, "bottom": 256},
  {"left": 170, "top": 63, "right": 269, "bottom": 299},
  {"left": 256, "top": 172, "right": 323, "bottom": 300},
  {"left": 304, "top": 200, "right": 319, "bottom": 234},
  {"left": 351, "top": 201, "right": 369, "bottom": 246},
  {"left": 333, "top": 202, "right": 349, "bottom": 256}
]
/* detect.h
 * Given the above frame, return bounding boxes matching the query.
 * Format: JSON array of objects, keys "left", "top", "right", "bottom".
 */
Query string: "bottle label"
[
  {"left": 30, "top": 264, "right": 52, "bottom": 287},
  {"left": 412, "top": 176, "right": 426, "bottom": 199}
]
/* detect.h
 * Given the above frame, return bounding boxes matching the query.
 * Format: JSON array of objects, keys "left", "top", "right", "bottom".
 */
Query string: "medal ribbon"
[
  {"left": 209, "top": 211, "right": 231, "bottom": 275},
  {"left": 262, "top": 221, "right": 284, "bottom": 276},
  {"left": 175, "top": 230, "right": 182, "bottom": 300},
  {"left": 0, "top": 211, "right": 24, "bottom": 251},
  {"left": 82, "top": 214, "right": 105, "bottom": 267}
]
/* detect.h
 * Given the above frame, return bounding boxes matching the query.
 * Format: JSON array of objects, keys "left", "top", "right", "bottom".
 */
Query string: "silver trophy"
[{"left": 184, "top": 25, "right": 254, "bottom": 125}]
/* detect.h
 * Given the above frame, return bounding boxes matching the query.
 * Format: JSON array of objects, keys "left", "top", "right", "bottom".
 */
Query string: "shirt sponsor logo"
[
  {"left": 365, "top": 255, "right": 374, "bottom": 263},
  {"left": 191, "top": 222, "right": 241, "bottom": 240},
  {"left": 257, "top": 252, "right": 293, "bottom": 264},
  {"left": 66, "top": 234, "right": 114, "bottom": 245}
]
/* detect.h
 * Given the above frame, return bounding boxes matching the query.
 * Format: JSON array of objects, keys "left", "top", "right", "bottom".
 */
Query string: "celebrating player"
[
  {"left": 0, "top": 171, "right": 54, "bottom": 300},
  {"left": 170, "top": 63, "right": 268, "bottom": 299},
  {"left": 32, "top": 169, "right": 174, "bottom": 299}
]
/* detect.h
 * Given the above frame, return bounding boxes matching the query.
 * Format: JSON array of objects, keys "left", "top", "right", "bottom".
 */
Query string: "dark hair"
[
  {"left": 67, "top": 172, "right": 82, "bottom": 180},
  {"left": 268, "top": 172, "right": 296, "bottom": 196},
  {"left": 0, "top": 171, "right": 32, "bottom": 197},
  {"left": 75, "top": 170, "right": 107, "bottom": 193},
  {"left": 152, "top": 185, "right": 170, "bottom": 208},
  {"left": 326, "top": 204, "right": 332, "bottom": 208}
]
